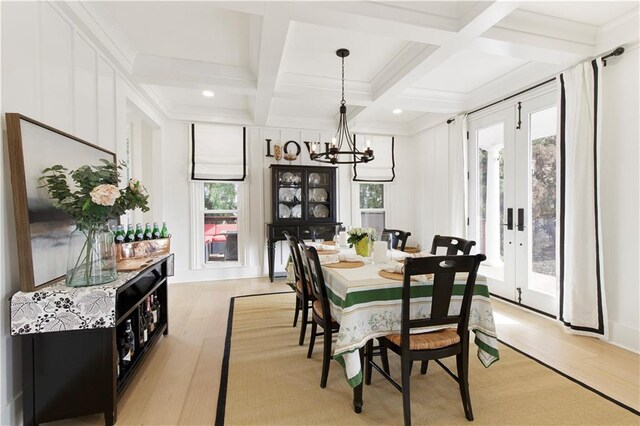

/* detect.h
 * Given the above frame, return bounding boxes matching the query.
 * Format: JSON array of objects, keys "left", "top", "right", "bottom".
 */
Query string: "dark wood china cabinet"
[{"left": 266, "top": 165, "right": 341, "bottom": 281}]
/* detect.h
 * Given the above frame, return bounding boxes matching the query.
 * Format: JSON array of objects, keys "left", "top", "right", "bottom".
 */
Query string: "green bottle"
[
  {"left": 125, "top": 224, "right": 135, "bottom": 243},
  {"left": 160, "top": 222, "right": 169, "bottom": 238},
  {"left": 152, "top": 222, "right": 161, "bottom": 239},
  {"left": 143, "top": 223, "right": 153, "bottom": 240},
  {"left": 114, "top": 225, "right": 125, "bottom": 244},
  {"left": 135, "top": 224, "right": 144, "bottom": 241}
]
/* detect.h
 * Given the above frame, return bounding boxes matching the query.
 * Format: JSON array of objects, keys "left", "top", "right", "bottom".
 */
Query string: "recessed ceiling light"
[
  {"left": 393, "top": 108, "right": 403, "bottom": 115},
  {"left": 202, "top": 90, "right": 214, "bottom": 97}
]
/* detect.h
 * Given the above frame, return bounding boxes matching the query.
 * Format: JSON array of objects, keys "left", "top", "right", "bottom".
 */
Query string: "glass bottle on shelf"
[
  {"left": 125, "top": 224, "right": 135, "bottom": 243},
  {"left": 152, "top": 222, "right": 161, "bottom": 239},
  {"left": 135, "top": 224, "right": 144, "bottom": 241},
  {"left": 143, "top": 223, "right": 153, "bottom": 240},
  {"left": 151, "top": 294, "right": 160, "bottom": 325},
  {"left": 160, "top": 222, "right": 169, "bottom": 238},
  {"left": 122, "top": 319, "right": 136, "bottom": 367},
  {"left": 138, "top": 306, "right": 148, "bottom": 347},
  {"left": 114, "top": 225, "right": 125, "bottom": 244},
  {"left": 145, "top": 298, "right": 155, "bottom": 334}
]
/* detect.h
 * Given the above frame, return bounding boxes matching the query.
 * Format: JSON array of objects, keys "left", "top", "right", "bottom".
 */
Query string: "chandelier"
[{"left": 309, "top": 49, "right": 374, "bottom": 164}]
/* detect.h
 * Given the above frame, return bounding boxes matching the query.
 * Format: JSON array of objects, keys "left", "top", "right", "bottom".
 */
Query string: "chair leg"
[
  {"left": 401, "top": 356, "right": 412, "bottom": 426},
  {"left": 320, "top": 325, "right": 332, "bottom": 388},
  {"left": 381, "top": 345, "right": 390, "bottom": 375},
  {"left": 457, "top": 335, "right": 474, "bottom": 421},
  {"left": 364, "top": 340, "right": 373, "bottom": 385},
  {"left": 293, "top": 297, "right": 300, "bottom": 327},
  {"left": 420, "top": 360, "right": 429, "bottom": 375},
  {"left": 298, "top": 303, "right": 309, "bottom": 346},
  {"left": 307, "top": 320, "right": 317, "bottom": 358}
]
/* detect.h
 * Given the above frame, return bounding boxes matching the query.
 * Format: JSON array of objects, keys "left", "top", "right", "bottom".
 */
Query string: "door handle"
[
  {"left": 502, "top": 208, "right": 513, "bottom": 230},
  {"left": 517, "top": 208, "right": 525, "bottom": 231}
]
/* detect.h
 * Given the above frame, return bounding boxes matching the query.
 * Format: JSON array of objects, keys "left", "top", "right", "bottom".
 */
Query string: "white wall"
[
  {"left": 163, "top": 124, "right": 414, "bottom": 283},
  {"left": 410, "top": 123, "right": 453, "bottom": 250},
  {"left": 600, "top": 44, "right": 639, "bottom": 352},
  {"left": 1, "top": 2, "right": 165, "bottom": 423}
]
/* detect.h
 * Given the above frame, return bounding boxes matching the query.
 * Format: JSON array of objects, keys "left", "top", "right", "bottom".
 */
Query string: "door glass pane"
[
  {"left": 477, "top": 123, "right": 504, "bottom": 280},
  {"left": 530, "top": 106, "right": 557, "bottom": 294}
]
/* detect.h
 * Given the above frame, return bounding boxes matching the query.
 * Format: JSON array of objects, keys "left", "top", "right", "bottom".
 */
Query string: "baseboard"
[{"left": 607, "top": 320, "right": 640, "bottom": 353}]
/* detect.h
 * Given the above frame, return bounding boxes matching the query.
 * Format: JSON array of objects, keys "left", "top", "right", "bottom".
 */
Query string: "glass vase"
[
  {"left": 354, "top": 236, "right": 371, "bottom": 257},
  {"left": 66, "top": 221, "right": 117, "bottom": 287}
]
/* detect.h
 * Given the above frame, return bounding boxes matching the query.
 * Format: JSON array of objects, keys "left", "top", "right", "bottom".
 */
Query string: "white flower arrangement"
[{"left": 347, "top": 227, "right": 376, "bottom": 246}]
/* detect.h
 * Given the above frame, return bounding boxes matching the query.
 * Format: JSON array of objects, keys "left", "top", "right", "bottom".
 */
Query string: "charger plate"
[
  {"left": 378, "top": 270, "right": 433, "bottom": 281},
  {"left": 326, "top": 261, "right": 365, "bottom": 269}
]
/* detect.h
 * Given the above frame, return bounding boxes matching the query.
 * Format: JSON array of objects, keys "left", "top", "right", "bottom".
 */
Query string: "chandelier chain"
[{"left": 340, "top": 56, "right": 346, "bottom": 106}]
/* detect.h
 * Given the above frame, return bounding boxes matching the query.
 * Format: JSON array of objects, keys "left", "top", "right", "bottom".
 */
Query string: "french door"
[{"left": 468, "top": 91, "right": 558, "bottom": 315}]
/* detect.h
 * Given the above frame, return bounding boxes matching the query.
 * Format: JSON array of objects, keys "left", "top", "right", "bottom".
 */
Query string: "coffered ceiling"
[{"left": 62, "top": 1, "right": 639, "bottom": 135}]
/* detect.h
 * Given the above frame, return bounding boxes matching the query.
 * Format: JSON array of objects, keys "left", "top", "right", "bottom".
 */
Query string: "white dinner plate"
[
  {"left": 291, "top": 204, "right": 302, "bottom": 218},
  {"left": 279, "top": 188, "right": 294, "bottom": 202},
  {"left": 313, "top": 204, "right": 329, "bottom": 218},
  {"left": 279, "top": 203, "right": 291, "bottom": 218}
]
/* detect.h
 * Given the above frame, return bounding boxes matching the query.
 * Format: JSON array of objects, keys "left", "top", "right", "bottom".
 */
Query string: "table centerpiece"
[{"left": 347, "top": 227, "right": 376, "bottom": 257}]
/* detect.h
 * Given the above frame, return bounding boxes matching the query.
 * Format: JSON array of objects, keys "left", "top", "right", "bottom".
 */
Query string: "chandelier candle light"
[{"left": 309, "top": 48, "right": 374, "bottom": 165}]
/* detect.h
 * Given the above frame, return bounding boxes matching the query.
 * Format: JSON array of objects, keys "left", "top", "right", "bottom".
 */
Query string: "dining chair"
[
  {"left": 430, "top": 235, "right": 476, "bottom": 255},
  {"left": 366, "top": 254, "right": 486, "bottom": 426},
  {"left": 284, "top": 232, "right": 314, "bottom": 346},
  {"left": 382, "top": 229, "right": 412, "bottom": 251},
  {"left": 300, "top": 241, "right": 340, "bottom": 388}
]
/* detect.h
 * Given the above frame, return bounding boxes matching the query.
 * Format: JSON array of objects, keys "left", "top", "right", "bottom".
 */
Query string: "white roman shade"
[
  {"left": 191, "top": 123, "right": 246, "bottom": 181},
  {"left": 352, "top": 134, "right": 395, "bottom": 182}
]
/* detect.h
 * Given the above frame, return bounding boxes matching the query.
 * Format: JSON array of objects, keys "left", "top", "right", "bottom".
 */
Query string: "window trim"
[{"left": 191, "top": 181, "right": 247, "bottom": 269}]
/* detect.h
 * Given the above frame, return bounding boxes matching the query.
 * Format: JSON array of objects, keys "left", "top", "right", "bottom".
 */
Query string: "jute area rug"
[{"left": 216, "top": 293, "right": 639, "bottom": 425}]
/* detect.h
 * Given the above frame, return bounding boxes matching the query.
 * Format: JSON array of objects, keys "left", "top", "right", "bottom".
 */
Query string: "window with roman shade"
[
  {"left": 191, "top": 123, "right": 246, "bottom": 181},
  {"left": 352, "top": 134, "right": 395, "bottom": 182}
]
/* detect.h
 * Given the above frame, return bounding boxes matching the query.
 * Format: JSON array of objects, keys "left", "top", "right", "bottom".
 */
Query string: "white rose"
[
  {"left": 90, "top": 184, "right": 121, "bottom": 206},
  {"left": 129, "top": 178, "right": 141, "bottom": 191}
]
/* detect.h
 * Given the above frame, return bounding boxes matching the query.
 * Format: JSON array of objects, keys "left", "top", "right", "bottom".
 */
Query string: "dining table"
[{"left": 313, "top": 243, "right": 500, "bottom": 414}]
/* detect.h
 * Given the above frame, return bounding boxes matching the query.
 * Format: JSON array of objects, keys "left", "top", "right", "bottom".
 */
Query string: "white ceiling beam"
[
  {"left": 348, "top": 1, "right": 519, "bottom": 124},
  {"left": 292, "top": 2, "right": 456, "bottom": 46},
  {"left": 253, "top": 2, "right": 295, "bottom": 125},
  {"left": 596, "top": 8, "right": 640, "bottom": 54},
  {"left": 132, "top": 55, "right": 256, "bottom": 95}
]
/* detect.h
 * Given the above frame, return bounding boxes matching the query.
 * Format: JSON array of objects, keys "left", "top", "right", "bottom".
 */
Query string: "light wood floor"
[{"left": 50, "top": 278, "right": 639, "bottom": 425}]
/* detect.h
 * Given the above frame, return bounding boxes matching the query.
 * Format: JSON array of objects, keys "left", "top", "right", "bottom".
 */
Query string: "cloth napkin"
[
  {"left": 393, "top": 250, "right": 434, "bottom": 261},
  {"left": 379, "top": 261, "right": 405, "bottom": 273},
  {"left": 319, "top": 253, "right": 364, "bottom": 265}
]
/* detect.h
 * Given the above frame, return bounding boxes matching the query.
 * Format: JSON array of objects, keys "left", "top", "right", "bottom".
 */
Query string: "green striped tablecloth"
[{"left": 322, "top": 263, "right": 500, "bottom": 388}]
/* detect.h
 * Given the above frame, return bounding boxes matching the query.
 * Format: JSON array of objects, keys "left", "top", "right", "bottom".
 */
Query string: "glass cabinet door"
[
  {"left": 276, "top": 170, "right": 303, "bottom": 220},
  {"left": 307, "top": 170, "right": 331, "bottom": 220}
]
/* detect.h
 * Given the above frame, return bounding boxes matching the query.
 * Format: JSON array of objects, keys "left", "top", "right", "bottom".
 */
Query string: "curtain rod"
[{"left": 447, "top": 46, "right": 626, "bottom": 122}]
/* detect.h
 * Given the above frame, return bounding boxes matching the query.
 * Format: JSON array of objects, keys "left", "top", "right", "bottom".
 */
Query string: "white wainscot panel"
[
  {"left": 97, "top": 56, "right": 116, "bottom": 152},
  {"left": 73, "top": 33, "right": 98, "bottom": 143},
  {"left": 41, "top": 2, "right": 74, "bottom": 133},
  {"left": 1, "top": 1, "right": 39, "bottom": 117}
]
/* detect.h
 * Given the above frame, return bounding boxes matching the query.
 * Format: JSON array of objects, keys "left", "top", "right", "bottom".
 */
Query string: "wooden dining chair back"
[
  {"left": 284, "top": 232, "right": 314, "bottom": 346},
  {"left": 300, "top": 241, "right": 340, "bottom": 388},
  {"left": 369, "top": 254, "right": 486, "bottom": 426},
  {"left": 383, "top": 229, "right": 412, "bottom": 251},
  {"left": 430, "top": 235, "right": 476, "bottom": 255}
]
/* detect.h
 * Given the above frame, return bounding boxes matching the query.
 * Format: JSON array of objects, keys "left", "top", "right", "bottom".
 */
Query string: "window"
[
  {"left": 358, "top": 183, "right": 385, "bottom": 236},
  {"left": 203, "top": 183, "right": 239, "bottom": 263}
]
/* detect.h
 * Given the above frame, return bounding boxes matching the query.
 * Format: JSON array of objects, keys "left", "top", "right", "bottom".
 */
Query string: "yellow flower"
[{"left": 90, "top": 184, "right": 121, "bottom": 206}]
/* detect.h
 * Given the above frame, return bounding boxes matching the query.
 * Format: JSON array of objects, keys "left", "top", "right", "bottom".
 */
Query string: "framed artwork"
[{"left": 5, "top": 113, "right": 117, "bottom": 292}]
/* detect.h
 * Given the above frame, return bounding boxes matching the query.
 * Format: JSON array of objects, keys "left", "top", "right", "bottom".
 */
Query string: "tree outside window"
[{"left": 204, "top": 183, "right": 238, "bottom": 262}]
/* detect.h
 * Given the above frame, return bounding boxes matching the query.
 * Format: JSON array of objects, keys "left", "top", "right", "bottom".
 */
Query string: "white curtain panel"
[
  {"left": 448, "top": 114, "right": 468, "bottom": 238},
  {"left": 191, "top": 123, "right": 246, "bottom": 181},
  {"left": 352, "top": 134, "right": 395, "bottom": 182},
  {"left": 558, "top": 59, "right": 607, "bottom": 337}
]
